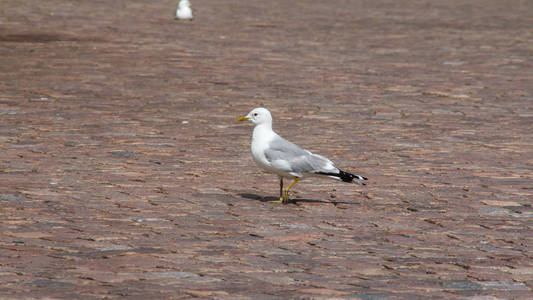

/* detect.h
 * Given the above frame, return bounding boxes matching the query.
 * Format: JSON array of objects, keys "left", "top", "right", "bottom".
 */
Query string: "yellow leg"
[
  {"left": 269, "top": 177, "right": 284, "bottom": 203},
  {"left": 279, "top": 177, "right": 284, "bottom": 200},
  {"left": 282, "top": 177, "right": 299, "bottom": 204}
]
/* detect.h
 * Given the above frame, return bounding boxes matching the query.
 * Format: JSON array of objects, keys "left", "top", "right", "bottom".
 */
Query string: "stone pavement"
[{"left": 1, "top": 0, "right": 532, "bottom": 299}]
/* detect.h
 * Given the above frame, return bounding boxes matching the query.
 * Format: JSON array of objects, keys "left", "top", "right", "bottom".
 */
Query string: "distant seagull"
[{"left": 175, "top": 0, "right": 194, "bottom": 20}]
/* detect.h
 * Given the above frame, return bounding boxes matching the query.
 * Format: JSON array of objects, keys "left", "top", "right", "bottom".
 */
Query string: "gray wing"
[{"left": 264, "top": 135, "right": 336, "bottom": 174}]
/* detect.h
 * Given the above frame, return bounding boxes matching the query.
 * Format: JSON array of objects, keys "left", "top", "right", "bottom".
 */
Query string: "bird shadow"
[{"left": 238, "top": 193, "right": 354, "bottom": 206}]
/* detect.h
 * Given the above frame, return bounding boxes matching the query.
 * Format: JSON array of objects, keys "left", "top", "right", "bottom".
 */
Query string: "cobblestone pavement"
[{"left": 1, "top": 0, "right": 532, "bottom": 299}]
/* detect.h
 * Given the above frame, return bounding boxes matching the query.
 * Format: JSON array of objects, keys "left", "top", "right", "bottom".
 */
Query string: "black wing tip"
[
  {"left": 341, "top": 171, "right": 368, "bottom": 183},
  {"left": 318, "top": 170, "right": 368, "bottom": 183},
  {"left": 351, "top": 173, "right": 368, "bottom": 181}
]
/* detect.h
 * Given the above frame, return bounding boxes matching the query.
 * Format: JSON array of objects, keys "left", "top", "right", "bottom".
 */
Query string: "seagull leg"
[
  {"left": 279, "top": 177, "right": 284, "bottom": 201},
  {"left": 269, "top": 177, "right": 284, "bottom": 203},
  {"left": 282, "top": 177, "right": 299, "bottom": 204}
]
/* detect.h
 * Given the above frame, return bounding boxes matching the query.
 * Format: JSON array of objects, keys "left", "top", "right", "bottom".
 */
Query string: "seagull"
[
  {"left": 174, "top": 0, "right": 194, "bottom": 20},
  {"left": 238, "top": 107, "right": 367, "bottom": 204}
]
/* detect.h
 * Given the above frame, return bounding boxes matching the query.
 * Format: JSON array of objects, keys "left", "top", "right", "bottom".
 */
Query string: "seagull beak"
[{"left": 237, "top": 116, "right": 249, "bottom": 122}]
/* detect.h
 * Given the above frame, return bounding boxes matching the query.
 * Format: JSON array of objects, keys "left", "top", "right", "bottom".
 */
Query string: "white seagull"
[
  {"left": 175, "top": 0, "right": 194, "bottom": 20},
  {"left": 238, "top": 107, "right": 367, "bottom": 204}
]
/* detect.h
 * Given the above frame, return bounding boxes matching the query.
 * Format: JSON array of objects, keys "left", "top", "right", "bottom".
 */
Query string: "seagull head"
[
  {"left": 237, "top": 107, "right": 272, "bottom": 126},
  {"left": 179, "top": 0, "right": 191, "bottom": 8}
]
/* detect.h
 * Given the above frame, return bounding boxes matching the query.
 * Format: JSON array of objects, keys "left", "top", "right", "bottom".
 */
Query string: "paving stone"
[
  {"left": 97, "top": 245, "right": 135, "bottom": 252},
  {"left": 478, "top": 281, "right": 529, "bottom": 291},
  {"left": 0, "top": 194, "right": 28, "bottom": 201},
  {"left": 441, "top": 280, "right": 484, "bottom": 291},
  {"left": 465, "top": 297, "right": 507, "bottom": 300},
  {"left": 143, "top": 271, "right": 221, "bottom": 283}
]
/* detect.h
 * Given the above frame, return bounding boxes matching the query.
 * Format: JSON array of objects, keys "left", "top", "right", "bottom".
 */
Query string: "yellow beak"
[{"left": 237, "top": 116, "right": 249, "bottom": 122}]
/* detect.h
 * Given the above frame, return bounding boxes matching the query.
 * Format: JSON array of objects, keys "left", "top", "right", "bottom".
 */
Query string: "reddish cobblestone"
[{"left": 1, "top": 0, "right": 532, "bottom": 299}]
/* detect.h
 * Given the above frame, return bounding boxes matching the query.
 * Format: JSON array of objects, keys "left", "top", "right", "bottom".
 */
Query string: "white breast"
[
  {"left": 250, "top": 125, "right": 294, "bottom": 178},
  {"left": 177, "top": 7, "right": 193, "bottom": 19},
  {"left": 251, "top": 125, "right": 273, "bottom": 168}
]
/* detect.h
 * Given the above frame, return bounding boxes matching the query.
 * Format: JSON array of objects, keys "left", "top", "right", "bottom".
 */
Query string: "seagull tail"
[{"left": 316, "top": 170, "right": 368, "bottom": 185}]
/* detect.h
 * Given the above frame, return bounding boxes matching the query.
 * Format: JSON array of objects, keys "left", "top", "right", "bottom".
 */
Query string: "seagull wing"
[{"left": 264, "top": 135, "right": 337, "bottom": 175}]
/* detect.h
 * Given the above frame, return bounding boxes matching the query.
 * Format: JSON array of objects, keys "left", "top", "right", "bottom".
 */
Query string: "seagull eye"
[{"left": 253, "top": 113, "right": 258, "bottom": 117}]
